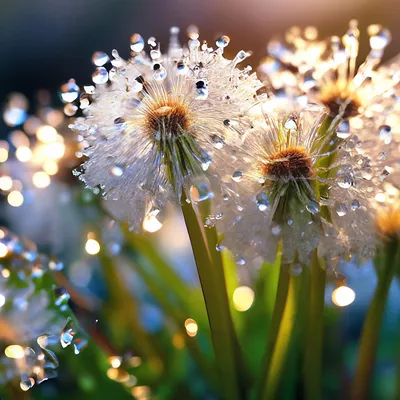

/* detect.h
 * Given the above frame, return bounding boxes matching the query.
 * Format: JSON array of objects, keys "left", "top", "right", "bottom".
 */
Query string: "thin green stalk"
[
  {"left": 181, "top": 195, "right": 245, "bottom": 400},
  {"left": 256, "top": 262, "right": 291, "bottom": 400},
  {"left": 262, "top": 270, "right": 307, "bottom": 400},
  {"left": 352, "top": 241, "right": 400, "bottom": 400},
  {"left": 304, "top": 251, "right": 327, "bottom": 400}
]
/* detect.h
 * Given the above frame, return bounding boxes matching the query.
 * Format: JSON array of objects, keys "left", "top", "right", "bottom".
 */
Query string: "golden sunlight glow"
[
  {"left": 0, "top": 243, "right": 8, "bottom": 258},
  {"left": 32, "top": 171, "right": 51, "bottom": 188},
  {"left": 109, "top": 356, "right": 122, "bottom": 369},
  {"left": 184, "top": 318, "right": 198, "bottom": 337},
  {"left": 0, "top": 148, "right": 8, "bottom": 163},
  {"left": 5, "top": 345, "right": 25, "bottom": 359},
  {"left": 0, "top": 176, "right": 13, "bottom": 191},
  {"left": 233, "top": 286, "right": 255, "bottom": 312},
  {"left": 2, "top": 269, "right": 10, "bottom": 278},
  {"left": 43, "top": 160, "right": 59, "bottom": 175},
  {"left": 85, "top": 238, "right": 100, "bottom": 255},
  {"left": 36, "top": 125, "right": 58, "bottom": 143},
  {"left": 16, "top": 146, "right": 32, "bottom": 162},
  {"left": 7, "top": 191, "right": 24, "bottom": 207},
  {"left": 332, "top": 285, "right": 356, "bottom": 307}
]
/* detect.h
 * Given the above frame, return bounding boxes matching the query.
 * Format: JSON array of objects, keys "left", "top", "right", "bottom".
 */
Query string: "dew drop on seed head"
[
  {"left": 232, "top": 170, "right": 243, "bottom": 182},
  {"left": 290, "top": 264, "right": 303, "bottom": 276},
  {"left": 92, "top": 51, "right": 109, "bottom": 66},
  {"left": 256, "top": 192, "right": 270, "bottom": 211},
  {"left": 111, "top": 165, "right": 124, "bottom": 177},
  {"left": 337, "top": 173, "right": 354, "bottom": 189},
  {"left": 337, "top": 121, "right": 351, "bottom": 139},
  {"left": 271, "top": 224, "right": 281, "bottom": 235},
  {"left": 379, "top": 125, "right": 392, "bottom": 144},
  {"left": 60, "top": 318, "right": 75, "bottom": 348},
  {"left": 92, "top": 67, "right": 109, "bottom": 84},
  {"left": 60, "top": 79, "right": 80, "bottom": 103},
  {"left": 216, "top": 35, "right": 230, "bottom": 49},
  {"left": 351, "top": 199, "right": 360, "bottom": 210},
  {"left": 336, "top": 203, "right": 348, "bottom": 217},
  {"left": 130, "top": 33, "right": 145, "bottom": 52},
  {"left": 306, "top": 199, "right": 319, "bottom": 215}
]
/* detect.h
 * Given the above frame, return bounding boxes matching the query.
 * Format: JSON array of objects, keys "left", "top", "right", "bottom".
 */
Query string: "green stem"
[
  {"left": 262, "top": 271, "right": 306, "bottom": 400},
  {"left": 304, "top": 251, "right": 326, "bottom": 400},
  {"left": 352, "top": 241, "right": 400, "bottom": 400},
  {"left": 256, "top": 262, "right": 291, "bottom": 400},
  {"left": 181, "top": 195, "right": 245, "bottom": 400}
]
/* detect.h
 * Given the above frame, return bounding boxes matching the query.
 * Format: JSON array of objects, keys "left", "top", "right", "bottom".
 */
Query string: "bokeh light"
[
  {"left": 332, "top": 285, "right": 356, "bottom": 307},
  {"left": 233, "top": 286, "right": 255, "bottom": 312}
]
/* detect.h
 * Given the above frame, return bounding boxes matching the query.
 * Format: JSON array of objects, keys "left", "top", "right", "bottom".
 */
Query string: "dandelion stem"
[
  {"left": 351, "top": 241, "right": 400, "bottom": 400},
  {"left": 256, "top": 260, "right": 291, "bottom": 400},
  {"left": 261, "top": 269, "right": 307, "bottom": 400},
  {"left": 181, "top": 194, "right": 246, "bottom": 400},
  {"left": 304, "top": 251, "right": 326, "bottom": 400}
]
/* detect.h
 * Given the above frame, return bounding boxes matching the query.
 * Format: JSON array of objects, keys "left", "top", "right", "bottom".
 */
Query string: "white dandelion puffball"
[
  {"left": 220, "top": 103, "right": 387, "bottom": 265},
  {"left": 70, "top": 27, "right": 262, "bottom": 231}
]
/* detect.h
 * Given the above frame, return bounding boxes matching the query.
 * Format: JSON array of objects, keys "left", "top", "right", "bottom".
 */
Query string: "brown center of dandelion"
[
  {"left": 146, "top": 104, "right": 190, "bottom": 139},
  {"left": 318, "top": 84, "right": 361, "bottom": 119},
  {"left": 262, "top": 147, "right": 314, "bottom": 181}
]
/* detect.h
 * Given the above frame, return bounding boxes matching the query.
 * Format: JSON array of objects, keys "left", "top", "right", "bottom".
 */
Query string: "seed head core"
[{"left": 262, "top": 146, "right": 314, "bottom": 181}]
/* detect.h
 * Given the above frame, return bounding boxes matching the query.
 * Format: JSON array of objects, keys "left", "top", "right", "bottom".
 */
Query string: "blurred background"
[
  {"left": 1, "top": 0, "right": 400, "bottom": 104},
  {"left": 0, "top": 1, "right": 400, "bottom": 399}
]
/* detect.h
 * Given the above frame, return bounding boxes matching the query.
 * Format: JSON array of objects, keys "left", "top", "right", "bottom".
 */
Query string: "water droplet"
[
  {"left": 190, "top": 182, "right": 214, "bottom": 203},
  {"left": 337, "top": 121, "right": 351, "bottom": 139},
  {"left": 60, "top": 318, "right": 75, "bottom": 348},
  {"left": 271, "top": 224, "right": 281, "bottom": 235},
  {"left": 153, "top": 65, "right": 167, "bottom": 81},
  {"left": 368, "top": 24, "right": 391, "bottom": 50},
  {"left": 64, "top": 103, "right": 78, "bottom": 116},
  {"left": 284, "top": 119, "right": 297, "bottom": 130},
  {"left": 60, "top": 79, "right": 80, "bottom": 103},
  {"left": 92, "top": 51, "right": 109, "bottom": 66},
  {"left": 73, "top": 338, "right": 88, "bottom": 355},
  {"left": 379, "top": 125, "right": 392, "bottom": 144},
  {"left": 236, "top": 257, "right": 246, "bottom": 265},
  {"left": 351, "top": 199, "right": 360, "bottom": 210},
  {"left": 148, "top": 36, "right": 157, "bottom": 47},
  {"left": 256, "top": 192, "right": 270, "bottom": 211},
  {"left": 336, "top": 203, "right": 348, "bottom": 217},
  {"left": 290, "top": 264, "right": 303, "bottom": 276},
  {"left": 187, "top": 25, "right": 199, "bottom": 40},
  {"left": 337, "top": 173, "right": 354, "bottom": 189},
  {"left": 111, "top": 165, "right": 124, "bottom": 177},
  {"left": 92, "top": 67, "right": 109, "bottom": 84},
  {"left": 130, "top": 33, "right": 145, "bottom": 52},
  {"left": 212, "top": 135, "right": 224, "bottom": 149},
  {"left": 54, "top": 287, "right": 70, "bottom": 308},
  {"left": 232, "top": 170, "right": 243, "bottom": 182},
  {"left": 20, "top": 378, "right": 35, "bottom": 391},
  {"left": 216, "top": 35, "right": 230, "bottom": 49},
  {"left": 306, "top": 199, "right": 319, "bottom": 214}
]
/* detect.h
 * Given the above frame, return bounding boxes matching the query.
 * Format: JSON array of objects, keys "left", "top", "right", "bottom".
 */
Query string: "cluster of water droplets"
[{"left": 0, "top": 228, "right": 87, "bottom": 390}]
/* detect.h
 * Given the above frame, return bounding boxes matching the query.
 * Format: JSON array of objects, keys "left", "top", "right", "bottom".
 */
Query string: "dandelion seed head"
[
  {"left": 262, "top": 146, "right": 314, "bottom": 181},
  {"left": 71, "top": 27, "right": 262, "bottom": 230}
]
